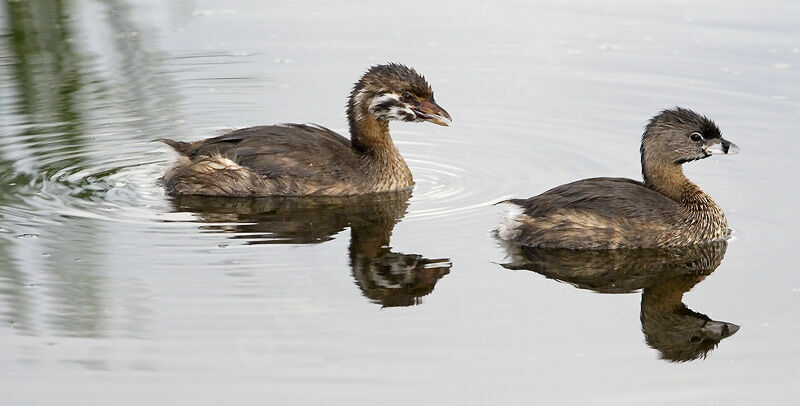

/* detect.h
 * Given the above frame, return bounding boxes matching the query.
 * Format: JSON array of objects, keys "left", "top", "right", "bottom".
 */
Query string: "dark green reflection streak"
[
  {"left": 2, "top": 0, "right": 102, "bottom": 338},
  {"left": 0, "top": 0, "right": 176, "bottom": 338},
  {"left": 6, "top": 0, "right": 88, "bottom": 176}
]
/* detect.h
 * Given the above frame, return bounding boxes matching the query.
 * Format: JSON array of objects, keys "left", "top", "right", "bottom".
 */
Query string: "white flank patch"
[
  {"left": 217, "top": 157, "right": 240, "bottom": 168},
  {"left": 195, "top": 156, "right": 243, "bottom": 173},
  {"left": 495, "top": 202, "right": 525, "bottom": 241}
]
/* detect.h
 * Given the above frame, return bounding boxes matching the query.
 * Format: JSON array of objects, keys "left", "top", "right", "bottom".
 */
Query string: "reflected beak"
[
  {"left": 413, "top": 100, "right": 452, "bottom": 126},
  {"left": 704, "top": 137, "right": 740, "bottom": 155},
  {"left": 702, "top": 321, "right": 740, "bottom": 340}
]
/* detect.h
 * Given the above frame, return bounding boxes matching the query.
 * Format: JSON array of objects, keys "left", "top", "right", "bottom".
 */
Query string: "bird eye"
[
  {"left": 689, "top": 132, "right": 703, "bottom": 142},
  {"left": 690, "top": 335, "right": 702, "bottom": 343},
  {"left": 401, "top": 92, "right": 414, "bottom": 101}
]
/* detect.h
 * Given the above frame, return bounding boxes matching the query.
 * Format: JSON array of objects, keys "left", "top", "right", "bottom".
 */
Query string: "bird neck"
[
  {"left": 641, "top": 159, "right": 698, "bottom": 202},
  {"left": 347, "top": 192, "right": 410, "bottom": 260},
  {"left": 349, "top": 215, "right": 395, "bottom": 260},
  {"left": 348, "top": 110, "right": 393, "bottom": 153},
  {"left": 642, "top": 275, "right": 703, "bottom": 313},
  {"left": 642, "top": 157, "right": 729, "bottom": 243},
  {"left": 640, "top": 141, "right": 723, "bottom": 211},
  {"left": 347, "top": 103, "right": 413, "bottom": 190}
]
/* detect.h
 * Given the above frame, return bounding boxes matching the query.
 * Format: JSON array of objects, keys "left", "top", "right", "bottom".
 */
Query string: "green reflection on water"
[
  {"left": 5, "top": 0, "right": 88, "bottom": 173},
  {"left": 0, "top": 0, "right": 176, "bottom": 338}
]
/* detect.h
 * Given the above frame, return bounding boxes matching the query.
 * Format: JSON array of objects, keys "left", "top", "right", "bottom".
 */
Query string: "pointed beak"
[
  {"left": 412, "top": 99, "right": 452, "bottom": 126},
  {"left": 702, "top": 321, "right": 740, "bottom": 340},
  {"left": 704, "top": 137, "right": 740, "bottom": 155}
]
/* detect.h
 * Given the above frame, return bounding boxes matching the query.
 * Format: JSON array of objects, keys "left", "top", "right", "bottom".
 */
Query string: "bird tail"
[
  {"left": 493, "top": 198, "right": 526, "bottom": 206},
  {"left": 155, "top": 138, "right": 192, "bottom": 155}
]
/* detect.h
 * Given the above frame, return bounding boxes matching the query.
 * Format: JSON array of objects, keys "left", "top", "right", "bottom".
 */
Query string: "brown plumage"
[
  {"left": 501, "top": 241, "right": 739, "bottom": 362},
  {"left": 171, "top": 191, "right": 451, "bottom": 307},
  {"left": 497, "top": 107, "right": 740, "bottom": 249},
  {"left": 160, "top": 63, "right": 451, "bottom": 196}
]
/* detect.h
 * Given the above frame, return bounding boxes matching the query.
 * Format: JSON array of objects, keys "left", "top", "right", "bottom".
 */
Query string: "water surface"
[{"left": 1, "top": 0, "right": 799, "bottom": 404}]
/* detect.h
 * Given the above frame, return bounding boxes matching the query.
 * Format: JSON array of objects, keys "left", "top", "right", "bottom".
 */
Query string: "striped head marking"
[{"left": 350, "top": 63, "right": 452, "bottom": 126}]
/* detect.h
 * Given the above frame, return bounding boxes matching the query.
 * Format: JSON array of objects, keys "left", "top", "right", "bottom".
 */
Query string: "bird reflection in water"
[
  {"left": 501, "top": 241, "right": 739, "bottom": 362},
  {"left": 171, "top": 190, "right": 451, "bottom": 307}
]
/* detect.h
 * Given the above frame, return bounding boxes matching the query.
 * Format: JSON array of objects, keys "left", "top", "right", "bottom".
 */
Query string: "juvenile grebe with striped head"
[{"left": 160, "top": 63, "right": 451, "bottom": 196}]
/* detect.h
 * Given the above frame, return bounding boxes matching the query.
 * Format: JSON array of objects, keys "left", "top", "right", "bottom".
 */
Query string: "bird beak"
[
  {"left": 702, "top": 321, "right": 740, "bottom": 340},
  {"left": 704, "top": 137, "right": 740, "bottom": 155},
  {"left": 413, "top": 100, "right": 452, "bottom": 126}
]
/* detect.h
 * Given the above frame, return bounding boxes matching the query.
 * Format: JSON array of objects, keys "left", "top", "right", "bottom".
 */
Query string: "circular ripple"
[
  {"left": 394, "top": 115, "right": 612, "bottom": 227},
  {"left": 0, "top": 119, "right": 614, "bottom": 238}
]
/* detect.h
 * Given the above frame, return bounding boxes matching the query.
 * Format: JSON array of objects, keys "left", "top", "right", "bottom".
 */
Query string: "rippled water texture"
[{"left": 1, "top": 1, "right": 799, "bottom": 404}]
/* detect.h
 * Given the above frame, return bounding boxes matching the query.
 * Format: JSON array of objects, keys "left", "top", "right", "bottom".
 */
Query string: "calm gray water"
[{"left": 1, "top": 0, "right": 799, "bottom": 404}]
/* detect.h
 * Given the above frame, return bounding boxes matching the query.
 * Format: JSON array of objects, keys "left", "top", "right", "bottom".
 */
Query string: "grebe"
[
  {"left": 497, "top": 108, "right": 739, "bottom": 249},
  {"left": 160, "top": 63, "right": 450, "bottom": 196}
]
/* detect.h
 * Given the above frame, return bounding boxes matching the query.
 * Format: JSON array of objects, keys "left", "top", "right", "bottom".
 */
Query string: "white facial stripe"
[
  {"left": 368, "top": 92, "right": 401, "bottom": 113},
  {"left": 354, "top": 89, "right": 370, "bottom": 106},
  {"left": 384, "top": 106, "right": 416, "bottom": 120},
  {"left": 352, "top": 89, "right": 370, "bottom": 121}
]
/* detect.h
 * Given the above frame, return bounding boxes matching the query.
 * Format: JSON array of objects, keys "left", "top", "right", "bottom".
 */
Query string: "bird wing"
[
  {"left": 513, "top": 177, "right": 682, "bottom": 223},
  {"left": 512, "top": 178, "right": 680, "bottom": 220},
  {"left": 503, "top": 177, "right": 687, "bottom": 248},
  {"left": 183, "top": 124, "right": 363, "bottom": 184}
]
